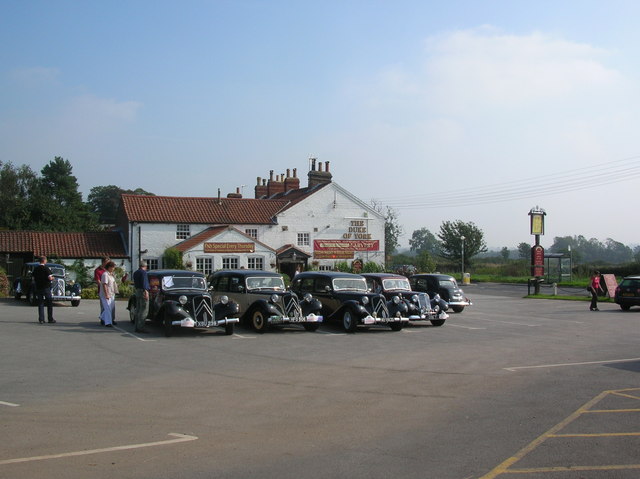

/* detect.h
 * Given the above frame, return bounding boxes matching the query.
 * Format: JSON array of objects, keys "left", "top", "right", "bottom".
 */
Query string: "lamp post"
[{"left": 460, "top": 235, "right": 465, "bottom": 283}]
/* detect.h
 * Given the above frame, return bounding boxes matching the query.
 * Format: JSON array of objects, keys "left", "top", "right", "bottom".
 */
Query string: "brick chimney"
[
  {"left": 227, "top": 187, "right": 243, "bottom": 199},
  {"left": 255, "top": 177, "right": 268, "bottom": 198},
  {"left": 307, "top": 159, "right": 332, "bottom": 188},
  {"left": 267, "top": 170, "right": 285, "bottom": 197},
  {"left": 284, "top": 168, "right": 300, "bottom": 192}
]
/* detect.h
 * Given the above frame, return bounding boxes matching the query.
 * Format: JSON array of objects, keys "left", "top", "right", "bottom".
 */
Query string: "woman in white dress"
[{"left": 100, "top": 261, "right": 119, "bottom": 327}]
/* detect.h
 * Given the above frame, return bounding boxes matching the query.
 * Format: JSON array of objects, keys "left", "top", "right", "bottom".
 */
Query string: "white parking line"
[
  {"left": 0, "top": 433, "right": 198, "bottom": 465},
  {"left": 232, "top": 334, "right": 257, "bottom": 339},
  {"left": 472, "top": 317, "right": 540, "bottom": 327},
  {"left": 113, "top": 326, "right": 156, "bottom": 342},
  {"left": 447, "top": 323, "right": 487, "bottom": 330},
  {"left": 0, "top": 401, "right": 20, "bottom": 407},
  {"left": 504, "top": 357, "right": 640, "bottom": 372}
]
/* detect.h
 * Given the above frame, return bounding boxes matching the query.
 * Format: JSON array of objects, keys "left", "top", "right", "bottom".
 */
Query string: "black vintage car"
[
  {"left": 290, "top": 271, "right": 408, "bottom": 332},
  {"left": 362, "top": 273, "right": 448, "bottom": 326},
  {"left": 209, "top": 270, "right": 323, "bottom": 332},
  {"left": 13, "top": 261, "right": 81, "bottom": 306},
  {"left": 127, "top": 270, "right": 239, "bottom": 337},
  {"left": 409, "top": 273, "right": 472, "bottom": 313}
]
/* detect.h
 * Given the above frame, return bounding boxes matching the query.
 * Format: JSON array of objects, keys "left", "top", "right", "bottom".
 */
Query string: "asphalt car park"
[{"left": 1, "top": 284, "right": 640, "bottom": 479}]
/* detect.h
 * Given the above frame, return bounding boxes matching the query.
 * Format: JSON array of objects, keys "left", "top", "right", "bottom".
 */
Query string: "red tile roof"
[
  {"left": 120, "top": 194, "right": 292, "bottom": 224},
  {"left": 0, "top": 231, "right": 127, "bottom": 258}
]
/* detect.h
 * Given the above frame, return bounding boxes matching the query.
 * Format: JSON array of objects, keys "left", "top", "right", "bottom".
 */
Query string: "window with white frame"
[
  {"left": 247, "top": 257, "right": 264, "bottom": 270},
  {"left": 176, "top": 224, "right": 191, "bottom": 239},
  {"left": 145, "top": 258, "right": 159, "bottom": 270},
  {"left": 319, "top": 265, "right": 332, "bottom": 271},
  {"left": 297, "top": 232, "right": 310, "bottom": 246},
  {"left": 245, "top": 228, "right": 258, "bottom": 240},
  {"left": 196, "top": 257, "right": 213, "bottom": 275},
  {"left": 222, "top": 257, "right": 239, "bottom": 269}
]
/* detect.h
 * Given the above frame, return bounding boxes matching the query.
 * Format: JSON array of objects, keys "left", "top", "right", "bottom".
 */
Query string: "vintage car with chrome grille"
[
  {"left": 362, "top": 273, "right": 449, "bottom": 326},
  {"left": 290, "top": 271, "right": 408, "bottom": 332},
  {"left": 127, "top": 270, "right": 239, "bottom": 337},
  {"left": 13, "top": 261, "right": 81, "bottom": 307},
  {"left": 409, "top": 273, "right": 472, "bottom": 313},
  {"left": 209, "top": 270, "right": 323, "bottom": 332}
]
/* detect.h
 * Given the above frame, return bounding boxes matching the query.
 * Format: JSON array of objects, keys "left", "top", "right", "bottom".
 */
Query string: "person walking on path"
[
  {"left": 33, "top": 255, "right": 56, "bottom": 324},
  {"left": 99, "top": 261, "right": 119, "bottom": 327},
  {"left": 132, "top": 260, "right": 150, "bottom": 333},
  {"left": 94, "top": 256, "right": 110, "bottom": 325},
  {"left": 589, "top": 270, "right": 603, "bottom": 311}
]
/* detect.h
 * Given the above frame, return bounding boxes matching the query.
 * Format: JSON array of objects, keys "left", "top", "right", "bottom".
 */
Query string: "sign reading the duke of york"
[
  {"left": 313, "top": 239, "right": 379, "bottom": 252},
  {"left": 204, "top": 242, "right": 255, "bottom": 253}
]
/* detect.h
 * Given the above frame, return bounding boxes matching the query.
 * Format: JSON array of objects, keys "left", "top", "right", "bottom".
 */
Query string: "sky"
[{"left": 2, "top": 0, "right": 640, "bottom": 250}]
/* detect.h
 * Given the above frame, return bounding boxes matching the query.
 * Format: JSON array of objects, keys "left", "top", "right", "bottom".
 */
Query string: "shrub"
[
  {"left": 82, "top": 285, "right": 100, "bottom": 300},
  {"left": 0, "top": 267, "right": 9, "bottom": 298}
]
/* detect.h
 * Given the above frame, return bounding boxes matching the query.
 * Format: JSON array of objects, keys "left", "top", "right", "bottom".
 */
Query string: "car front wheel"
[
  {"left": 389, "top": 322, "right": 403, "bottom": 331},
  {"left": 129, "top": 300, "right": 137, "bottom": 323},
  {"left": 303, "top": 323, "right": 320, "bottom": 332},
  {"left": 452, "top": 306, "right": 465, "bottom": 313},
  {"left": 430, "top": 319, "right": 445, "bottom": 326},
  {"left": 343, "top": 310, "right": 357, "bottom": 333},
  {"left": 163, "top": 311, "right": 173, "bottom": 337},
  {"left": 251, "top": 309, "right": 268, "bottom": 333},
  {"left": 225, "top": 322, "right": 234, "bottom": 335}
]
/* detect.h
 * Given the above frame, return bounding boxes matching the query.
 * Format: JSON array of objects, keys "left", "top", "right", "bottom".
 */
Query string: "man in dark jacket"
[
  {"left": 33, "top": 256, "right": 56, "bottom": 324},
  {"left": 132, "top": 260, "right": 150, "bottom": 333}
]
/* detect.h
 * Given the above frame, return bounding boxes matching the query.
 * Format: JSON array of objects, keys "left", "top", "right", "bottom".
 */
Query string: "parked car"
[
  {"left": 614, "top": 275, "right": 640, "bottom": 311},
  {"left": 290, "top": 271, "right": 408, "bottom": 332},
  {"left": 13, "top": 261, "right": 81, "bottom": 306},
  {"left": 209, "top": 270, "right": 323, "bottom": 332},
  {"left": 127, "top": 269, "right": 239, "bottom": 337},
  {"left": 409, "top": 273, "right": 472, "bottom": 313},
  {"left": 362, "top": 273, "right": 449, "bottom": 326}
]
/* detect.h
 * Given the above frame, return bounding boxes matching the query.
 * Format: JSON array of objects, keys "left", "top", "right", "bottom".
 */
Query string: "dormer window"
[{"left": 176, "top": 224, "right": 191, "bottom": 240}]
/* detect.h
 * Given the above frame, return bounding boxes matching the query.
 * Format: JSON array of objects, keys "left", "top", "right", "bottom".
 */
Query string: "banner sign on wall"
[
  {"left": 204, "top": 242, "right": 255, "bottom": 253},
  {"left": 313, "top": 239, "right": 379, "bottom": 252}
]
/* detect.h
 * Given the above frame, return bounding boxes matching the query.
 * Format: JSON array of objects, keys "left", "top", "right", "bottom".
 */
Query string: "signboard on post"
[{"left": 531, "top": 245, "right": 544, "bottom": 277}]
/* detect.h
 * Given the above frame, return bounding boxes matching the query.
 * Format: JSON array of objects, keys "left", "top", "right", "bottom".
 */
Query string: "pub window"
[
  {"left": 247, "top": 257, "right": 264, "bottom": 270},
  {"left": 145, "top": 258, "right": 159, "bottom": 270},
  {"left": 196, "top": 257, "right": 213, "bottom": 275},
  {"left": 176, "top": 224, "right": 191, "bottom": 240},
  {"left": 319, "top": 265, "right": 332, "bottom": 271},
  {"left": 297, "top": 232, "right": 310, "bottom": 246},
  {"left": 245, "top": 228, "right": 258, "bottom": 240},
  {"left": 222, "top": 257, "right": 239, "bottom": 270}
]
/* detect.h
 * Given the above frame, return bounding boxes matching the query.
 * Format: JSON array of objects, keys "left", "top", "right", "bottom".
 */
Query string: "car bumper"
[
  {"left": 53, "top": 295, "right": 81, "bottom": 302},
  {"left": 172, "top": 317, "right": 240, "bottom": 328},
  {"left": 360, "top": 315, "right": 409, "bottom": 325},
  {"left": 268, "top": 314, "right": 324, "bottom": 325}
]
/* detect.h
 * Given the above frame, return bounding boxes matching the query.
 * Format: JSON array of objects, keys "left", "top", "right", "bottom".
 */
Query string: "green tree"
[
  {"left": 371, "top": 201, "right": 403, "bottom": 259},
  {"left": 163, "top": 247, "right": 184, "bottom": 269},
  {"left": 517, "top": 242, "right": 531, "bottom": 259},
  {"left": 409, "top": 228, "right": 439, "bottom": 254},
  {"left": 436, "top": 220, "right": 487, "bottom": 268},
  {"left": 0, "top": 161, "right": 39, "bottom": 230},
  {"left": 500, "top": 247, "right": 510, "bottom": 261},
  {"left": 39, "top": 157, "right": 98, "bottom": 231},
  {"left": 88, "top": 185, "right": 154, "bottom": 225},
  {"left": 416, "top": 250, "right": 436, "bottom": 273}
]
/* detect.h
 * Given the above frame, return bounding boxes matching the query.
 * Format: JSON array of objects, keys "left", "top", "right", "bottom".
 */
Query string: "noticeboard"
[{"left": 602, "top": 274, "right": 618, "bottom": 298}]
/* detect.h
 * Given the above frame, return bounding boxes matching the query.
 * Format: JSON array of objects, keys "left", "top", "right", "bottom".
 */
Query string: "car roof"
[
  {"left": 26, "top": 262, "right": 65, "bottom": 268},
  {"left": 212, "top": 270, "right": 282, "bottom": 278},
  {"left": 296, "top": 271, "right": 365, "bottom": 279},
  {"left": 411, "top": 273, "right": 455, "bottom": 280},
  {"left": 361, "top": 273, "right": 407, "bottom": 280},
  {"left": 622, "top": 275, "right": 640, "bottom": 279},
  {"left": 148, "top": 269, "right": 205, "bottom": 277}
]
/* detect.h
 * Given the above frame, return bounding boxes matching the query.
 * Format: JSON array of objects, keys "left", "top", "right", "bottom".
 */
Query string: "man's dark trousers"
[{"left": 37, "top": 288, "right": 54, "bottom": 323}]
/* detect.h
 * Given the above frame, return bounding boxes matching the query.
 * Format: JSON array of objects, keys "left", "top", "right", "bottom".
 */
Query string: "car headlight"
[
  {"left": 303, "top": 293, "right": 313, "bottom": 302},
  {"left": 411, "top": 294, "right": 419, "bottom": 303},
  {"left": 179, "top": 295, "right": 188, "bottom": 305},
  {"left": 361, "top": 296, "right": 369, "bottom": 305},
  {"left": 270, "top": 294, "right": 279, "bottom": 303},
  {"left": 392, "top": 295, "right": 401, "bottom": 304},
  {"left": 220, "top": 295, "right": 229, "bottom": 305}
]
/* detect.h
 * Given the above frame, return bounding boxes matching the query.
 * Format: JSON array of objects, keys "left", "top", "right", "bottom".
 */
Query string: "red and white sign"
[{"left": 313, "top": 239, "right": 379, "bottom": 252}]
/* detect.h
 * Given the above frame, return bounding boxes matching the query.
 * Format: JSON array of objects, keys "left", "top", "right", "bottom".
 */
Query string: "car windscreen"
[
  {"left": 621, "top": 279, "right": 640, "bottom": 289},
  {"left": 333, "top": 278, "right": 368, "bottom": 292},
  {"left": 49, "top": 266, "right": 65, "bottom": 277},
  {"left": 246, "top": 276, "right": 285, "bottom": 291},
  {"left": 438, "top": 279, "right": 458, "bottom": 289},
  {"left": 382, "top": 278, "right": 411, "bottom": 291},
  {"left": 162, "top": 275, "right": 206, "bottom": 291}
]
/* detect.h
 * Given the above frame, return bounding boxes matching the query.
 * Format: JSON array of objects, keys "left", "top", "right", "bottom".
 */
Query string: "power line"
[{"left": 369, "top": 155, "right": 640, "bottom": 209}]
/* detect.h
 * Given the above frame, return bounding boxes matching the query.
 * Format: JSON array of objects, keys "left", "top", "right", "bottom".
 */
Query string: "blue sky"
[{"left": 2, "top": 0, "right": 640, "bottom": 249}]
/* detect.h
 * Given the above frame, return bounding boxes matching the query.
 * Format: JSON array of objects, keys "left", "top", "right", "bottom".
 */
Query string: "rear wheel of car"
[
  {"left": 28, "top": 289, "right": 37, "bottom": 306},
  {"left": 251, "top": 309, "right": 268, "bottom": 333},
  {"left": 430, "top": 319, "right": 445, "bottom": 326},
  {"left": 225, "top": 322, "right": 234, "bottom": 335},
  {"left": 71, "top": 300, "right": 80, "bottom": 307},
  {"left": 14, "top": 293, "right": 22, "bottom": 300},
  {"left": 389, "top": 322, "right": 403, "bottom": 331},
  {"left": 129, "top": 299, "right": 137, "bottom": 323},
  {"left": 452, "top": 306, "right": 465, "bottom": 313},
  {"left": 620, "top": 304, "right": 631, "bottom": 311},
  {"left": 343, "top": 310, "right": 357, "bottom": 333},
  {"left": 163, "top": 311, "right": 173, "bottom": 337},
  {"left": 303, "top": 323, "right": 320, "bottom": 332}
]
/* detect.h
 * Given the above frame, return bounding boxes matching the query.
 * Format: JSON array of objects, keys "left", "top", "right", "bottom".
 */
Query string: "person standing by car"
[
  {"left": 94, "top": 256, "right": 110, "bottom": 324},
  {"left": 589, "top": 270, "right": 603, "bottom": 311},
  {"left": 100, "top": 261, "right": 118, "bottom": 327},
  {"left": 33, "top": 256, "right": 56, "bottom": 324},
  {"left": 132, "top": 260, "right": 150, "bottom": 333}
]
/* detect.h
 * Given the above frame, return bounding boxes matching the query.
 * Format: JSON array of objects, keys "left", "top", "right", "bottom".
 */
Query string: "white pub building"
[{"left": 116, "top": 160, "right": 385, "bottom": 278}]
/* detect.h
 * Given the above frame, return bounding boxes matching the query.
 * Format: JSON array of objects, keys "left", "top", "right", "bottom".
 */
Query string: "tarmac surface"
[{"left": 1, "top": 284, "right": 639, "bottom": 479}]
